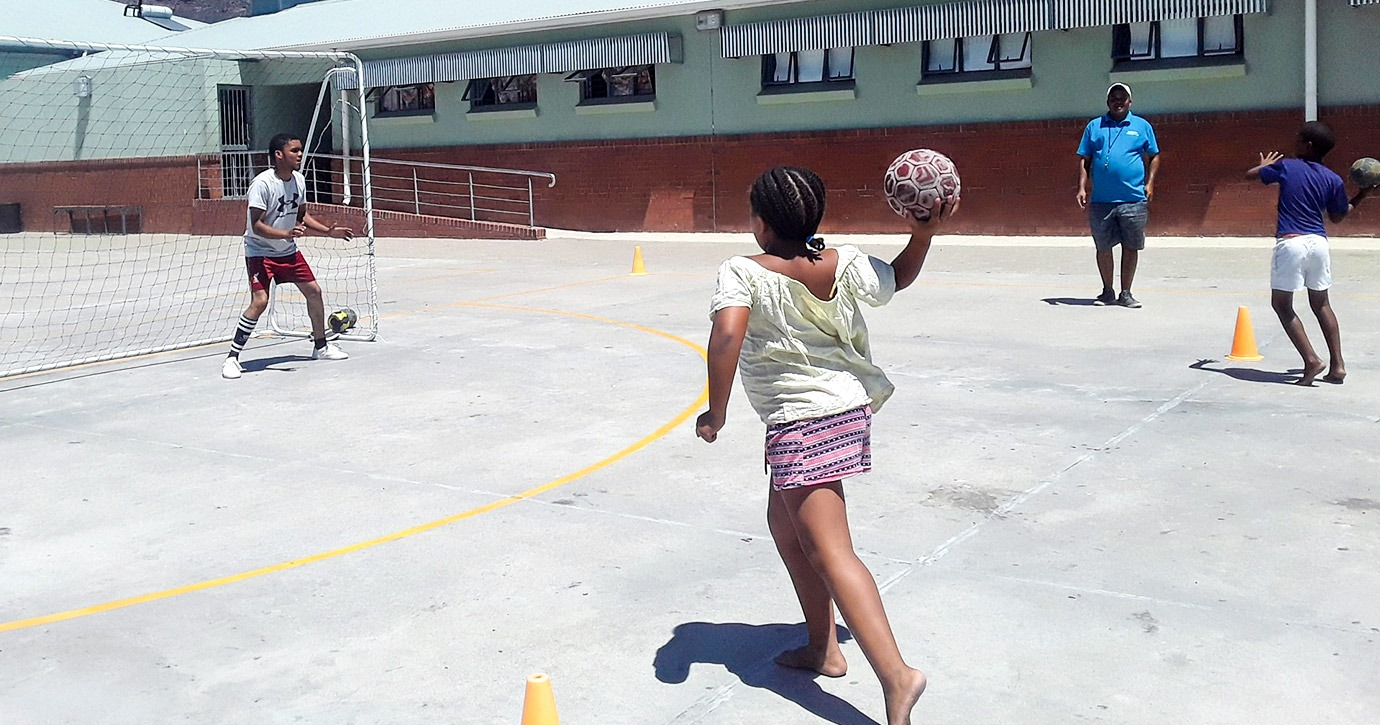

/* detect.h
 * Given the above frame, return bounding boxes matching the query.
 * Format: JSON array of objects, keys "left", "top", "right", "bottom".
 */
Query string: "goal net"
[{"left": 0, "top": 36, "right": 377, "bottom": 380}]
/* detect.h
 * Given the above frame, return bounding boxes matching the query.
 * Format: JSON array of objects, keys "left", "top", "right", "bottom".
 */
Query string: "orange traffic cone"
[
  {"left": 520, "top": 673, "right": 559, "bottom": 725},
  {"left": 1224, "top": 306, "right": 1264, "bottom": 362},
  {"left": 631, "top": 245, "right": 647, "bottom": 275}
]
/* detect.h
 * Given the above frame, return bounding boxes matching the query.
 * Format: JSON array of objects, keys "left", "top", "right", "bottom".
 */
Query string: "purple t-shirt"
[{"left": 1258, "top": 158, "right": 1348, "bottom": 237}]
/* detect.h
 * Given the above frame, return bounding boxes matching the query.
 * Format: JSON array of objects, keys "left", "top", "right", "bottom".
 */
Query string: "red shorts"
[{"left": 246, "top": 251, "right": 316, "bottom": 292}]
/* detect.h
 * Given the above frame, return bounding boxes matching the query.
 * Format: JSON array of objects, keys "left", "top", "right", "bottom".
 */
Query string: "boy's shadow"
[
  {"left": 1041, "top": 297, "right": 1098, "bottom": 306},
  {"left": 1189, "top": 359, "right": 1303, "bottom": 385},
  {"left": 653, "top": 621, "right": 878, "bottom": 725},
  {"left": 238, "top": 355, "right": 308, "bottom": 373}
]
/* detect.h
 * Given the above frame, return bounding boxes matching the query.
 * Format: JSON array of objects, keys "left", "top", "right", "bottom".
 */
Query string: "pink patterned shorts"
[{"left": 765, "top": 406, "right": 872, "bottom": 491}]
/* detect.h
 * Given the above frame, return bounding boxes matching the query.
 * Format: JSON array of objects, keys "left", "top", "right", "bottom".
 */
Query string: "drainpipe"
[{"left": 1305, "top": 0, "right": 1318, "bottom": 121}]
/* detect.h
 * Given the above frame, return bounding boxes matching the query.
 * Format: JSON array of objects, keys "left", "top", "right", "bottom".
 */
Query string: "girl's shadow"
[
  {"left": 1189, "top": 359, "right": 1305, "bottom": 385},
  {"left": 653, "top": 621, "right": 878, "bottom": 725}
]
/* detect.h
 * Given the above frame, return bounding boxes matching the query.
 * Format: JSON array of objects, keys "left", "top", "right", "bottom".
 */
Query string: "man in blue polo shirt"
[{"left": 1076, "top": 82, "right": 1161, "bottom": 308}]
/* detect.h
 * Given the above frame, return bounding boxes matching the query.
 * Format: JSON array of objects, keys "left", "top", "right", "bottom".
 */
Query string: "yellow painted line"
[{"left": 0, "top": 303, "right": 708, "bottom": 633}]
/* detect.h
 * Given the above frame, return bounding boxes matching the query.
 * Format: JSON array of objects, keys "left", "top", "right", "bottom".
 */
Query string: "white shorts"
[{"left": 1270, "top": 234, "right": 1332, "bottom": 292}]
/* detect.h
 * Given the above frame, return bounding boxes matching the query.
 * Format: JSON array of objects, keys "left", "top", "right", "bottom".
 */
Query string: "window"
[
  {"left": 761, "top": 48, "right": 854, "bottom": 88},
  {"left": 373, "top": 83, "right": 434, "bottom": 117},
  {"left": 463, "top": 75, "right": 538, "bottom": 111},
  {"left": 566, "top": 65, "right": 655, "bottom": 103},
  {"left": 1113, "top": 15, "right": 1243, "bottom": 62},
  {"left": 923, "top": 33, "right": 1032, "bottom": 77}
]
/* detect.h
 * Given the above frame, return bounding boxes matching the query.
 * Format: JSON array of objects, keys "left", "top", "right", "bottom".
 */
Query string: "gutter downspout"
[{"left": 1305, "top": 0, "right": 1318, "bottom": 121}]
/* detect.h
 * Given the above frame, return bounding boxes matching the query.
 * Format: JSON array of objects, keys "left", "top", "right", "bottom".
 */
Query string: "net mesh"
[{"left": 0, "top": 38, "right": 375, "bottom": 379}]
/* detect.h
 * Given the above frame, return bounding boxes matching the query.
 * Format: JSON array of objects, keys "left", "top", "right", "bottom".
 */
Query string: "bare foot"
[
  {"left": 884, "top": 668, "right": 927, "bottom": 725},
  {"left": 1296, "top": 359, "right": 1325, "bottom": 386},
  {"left": 1322, "top": 365, "right": 1346, "bottom": 384},
  {"left": 775, "top": 644, "right": 847, "bottom": 678}
]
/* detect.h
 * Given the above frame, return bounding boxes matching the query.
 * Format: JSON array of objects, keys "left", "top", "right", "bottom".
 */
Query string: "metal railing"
[{"left": 197, "top": 151, "right": 557, "bottom": 227}]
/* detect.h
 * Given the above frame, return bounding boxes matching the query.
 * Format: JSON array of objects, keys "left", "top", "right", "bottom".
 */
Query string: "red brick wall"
[
  {"left": 384, "top": 105, "right": 1380, "bottom": 237},
  {"left": 2, "top": 106, "right": 1376, "bottom": 237}
]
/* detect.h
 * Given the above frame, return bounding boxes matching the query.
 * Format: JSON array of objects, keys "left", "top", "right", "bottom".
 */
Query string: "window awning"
[
  {"left": 354, "top": 56, "right": 434, "bottom": 89},
  {"left": 1350, "top": 0, "right": 1378, "bottom": 6},
  {"left": 875, "top": 0, "right": 1053, "bottom": 46},
  {"left": 435, "top": 45, "right": 543, "bottom": 82},
  {"left": 1051, "top": 0, "right": 1270, "bottom": 29},
  {"left": 339, "top": 32, "right": 678, "bottom": 89},
  {"left": 721, "top": 12, "right": 874, "bottom": 57},
  {"left": 542, "top": 33, "right": 678, "bottom": 74}
]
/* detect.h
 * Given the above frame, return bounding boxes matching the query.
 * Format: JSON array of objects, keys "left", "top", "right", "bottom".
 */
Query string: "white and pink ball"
[{"left": 883, "top": 149, "right": 961, "bottom": 221}]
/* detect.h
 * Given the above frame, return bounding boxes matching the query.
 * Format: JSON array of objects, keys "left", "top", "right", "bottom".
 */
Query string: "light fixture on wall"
[
  {"left": 72, "top": 74, "right": 93, "bottom": 98},
  {"left": 695, "top": 10, "right": 724, "bottom": 31}
]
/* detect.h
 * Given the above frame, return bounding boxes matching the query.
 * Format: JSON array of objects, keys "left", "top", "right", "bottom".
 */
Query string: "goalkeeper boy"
[{"left": 222, "top": 132, "right": 353, "bottom": 379}]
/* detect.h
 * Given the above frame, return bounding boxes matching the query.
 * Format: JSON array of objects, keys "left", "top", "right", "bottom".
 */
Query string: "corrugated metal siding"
[
  {"left": 1052, "top": 0, "right": 1270, "bottom": 29},
  {"left": 1350, "top": 0, "right": 1379, "bottom": 7},
  {"left": 875, "top": 0, "right": 1053, "bottom": 46},
  {"left": 721, "top": 12, "right": 874, "bottom": 57},
  {"left": 541, "top": 33, "right": 673, "bottom": 73},
  {"left": 434, "top": 45, "right": 544, "bottom": 82}
]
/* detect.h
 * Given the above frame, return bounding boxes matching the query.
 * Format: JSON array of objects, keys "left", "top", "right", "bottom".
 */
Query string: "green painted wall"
[
  {"left": 356, "top": 0, "right": 1379, "bottom": 152},
  {"left": 0, "top": 52, "right": 73, "bottom": 79}
]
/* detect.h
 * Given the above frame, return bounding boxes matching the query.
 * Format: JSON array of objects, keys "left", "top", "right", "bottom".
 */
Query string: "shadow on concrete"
[
  {"left": 1189, "top": 359, "right": 1304, "bottom": 385},
  {"left": 239, "top": 355, "right": 310, "bottom": 373},
  {"left": 654, "top": 621, "right": 875, "bottom": 725},
  {"left": 1041, "top": 297, "right": 1099, "bottom": 306}
]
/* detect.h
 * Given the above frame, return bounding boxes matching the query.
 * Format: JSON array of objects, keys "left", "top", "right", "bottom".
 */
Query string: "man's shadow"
[
  {"left": 653, "top": 621, "right": 878, "bottom": 725},
  {"left": 1041, "top": 297, "right": 1098, "bottom": 306},
  {"left": 1189, "top": 359, "right": 1303, "bottom": 385},
  {"left": 238, "top": 355, "right": 307, "bottom": 373}
]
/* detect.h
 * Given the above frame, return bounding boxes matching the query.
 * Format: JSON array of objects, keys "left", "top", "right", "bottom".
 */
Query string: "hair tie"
[{"left": 806, "top": 235, "right": 826, "bottom": 252}]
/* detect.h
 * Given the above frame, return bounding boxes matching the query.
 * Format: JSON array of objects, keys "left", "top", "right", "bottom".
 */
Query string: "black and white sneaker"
[
  {"left": 1118, "top": 291, "right": 1142, "bottom": 308},
  {"left": 1093, "top": 289, "right": 1117, "bottom": 306}
]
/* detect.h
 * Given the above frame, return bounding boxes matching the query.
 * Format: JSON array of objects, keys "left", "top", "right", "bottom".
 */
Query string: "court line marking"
[{"left": 0, "top": 302, "right": 708, "bottom": 633}]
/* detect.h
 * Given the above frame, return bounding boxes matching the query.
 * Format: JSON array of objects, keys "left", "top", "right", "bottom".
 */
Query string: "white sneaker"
[
  {"left": 221, "top": 357, "right": 242, "bottom": 379},
  {"left": 311, "top": 341, "right": 349, "bottom": 360}
]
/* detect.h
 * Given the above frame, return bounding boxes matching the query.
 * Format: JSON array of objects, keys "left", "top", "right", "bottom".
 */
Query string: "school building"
[{"left": 2, "top": 0, "right": 1378, "bottom": 237}]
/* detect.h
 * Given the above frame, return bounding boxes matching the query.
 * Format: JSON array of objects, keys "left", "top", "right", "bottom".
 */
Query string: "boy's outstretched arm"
[
  {"left": 1246, "top": 151, "right": 1283, "bottom": 179},
  {"left": 892, "top": 199, "right": 957, "bottom": 292},
  {"left": 1330, "top": 186, "right": 1370, "bottom": 224},
  {"left": 696, "top": 306, "right": 749, "bottom": 443}
]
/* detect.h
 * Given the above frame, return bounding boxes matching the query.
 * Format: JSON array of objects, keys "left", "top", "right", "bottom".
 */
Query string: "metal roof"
[
  {"left": 136, "top": 0, "right": 805, "bottom": 52},
  {"left": 0, "top": 0, "right": 206, "bottom": 45}
]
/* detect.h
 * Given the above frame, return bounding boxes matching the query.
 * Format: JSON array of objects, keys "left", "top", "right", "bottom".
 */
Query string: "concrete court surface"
[{"left": 2, "top": 232, "right": 1379, "bottom": 725}]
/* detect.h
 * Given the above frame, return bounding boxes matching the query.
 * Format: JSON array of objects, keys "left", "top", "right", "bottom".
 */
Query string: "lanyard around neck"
[{"left": 1104, "top": 119, "right": 1127, "bottom": 169}]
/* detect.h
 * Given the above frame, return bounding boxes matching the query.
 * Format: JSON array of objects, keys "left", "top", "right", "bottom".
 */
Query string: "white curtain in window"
[
  {"left": 963, "top": 35, "right": 994, "bottom": 71},
  {"left": 797, "top": 49, "right": 826, "bottom": 82},
  {"left": 926, "top": 39, "right": 957, "bottom": 72},
  {"left": 1160, "top": 18, "right": 1198, "bottom": 58},
  {"left": 1202, "top": 15, "right": 1236, "bottom": 54},
  {"left": 827, "top": 47, "right": 854, "bottom": 79},
  {"left": 998, "top": 32, "right": 1032, "bottom": 68},
  {"left": 772, "top": 52, "right": 793, "bottom": 82},
  {"left": 1127, "top": 22, "right": 1153, "bottom": 57}
]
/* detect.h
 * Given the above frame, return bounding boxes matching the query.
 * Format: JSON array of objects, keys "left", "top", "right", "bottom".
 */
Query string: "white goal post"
[{"left": 0, "top": 36, "right": 377, "bottom": 379}]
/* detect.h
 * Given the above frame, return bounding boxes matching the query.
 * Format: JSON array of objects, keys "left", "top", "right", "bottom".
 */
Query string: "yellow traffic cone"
[
  {"left": 1224, "top": 306, "right": 1264, "bottom": 362},
  {"left": 631, "top": 245, "right": 647, "bottom": 276},
  {"left": 520, "top": 673, "right": 559, "bottom": 725}
]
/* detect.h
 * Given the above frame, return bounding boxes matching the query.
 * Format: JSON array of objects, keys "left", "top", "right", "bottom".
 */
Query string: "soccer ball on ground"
[
  {"left": 328, "top": 307, "right": 357, "bottom": 334},
  {"left": 883, "top": 149, "right": 961, "bottom": 221},
  {"left": 1350, "top": 157, "right": 1380, "bottom": 189}
]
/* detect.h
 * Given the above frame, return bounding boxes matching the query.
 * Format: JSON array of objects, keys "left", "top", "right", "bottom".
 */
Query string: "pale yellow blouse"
[{"left": 709, "top": 244, "right": 897, "bottom": 425}]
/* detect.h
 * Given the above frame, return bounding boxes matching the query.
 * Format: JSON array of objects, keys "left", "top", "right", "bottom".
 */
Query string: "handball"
[
  {"left": 328, "top": 307, "right": 357, "bottom": 334},
  {"left": 884, "top": 149, "right": 961, "bottom": 221},
  {"left": 1350, "top": 157, "right": 1380, "bottom": 189}
]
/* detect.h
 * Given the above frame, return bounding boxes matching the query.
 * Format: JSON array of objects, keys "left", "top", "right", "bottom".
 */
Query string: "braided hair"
[{"left": 749, "top": 166, "right": 827, "bottom": 261}]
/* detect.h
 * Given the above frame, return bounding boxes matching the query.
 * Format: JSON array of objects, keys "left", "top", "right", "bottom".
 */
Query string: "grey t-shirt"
[{"left": 243, "top": 169, "right": 305, "bottom": 257}]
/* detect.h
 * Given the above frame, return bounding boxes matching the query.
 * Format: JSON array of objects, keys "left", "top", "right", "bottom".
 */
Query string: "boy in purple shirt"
[{"left": 1247, "top": 122, "right": 1370, "bottom": 385}]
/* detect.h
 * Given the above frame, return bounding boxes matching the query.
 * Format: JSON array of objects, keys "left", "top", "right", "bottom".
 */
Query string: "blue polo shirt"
[
  {"left": 1258, "top": 158, "right": 1349, "bottom": 238},
  {"left": 1078, "top": 112, "right": 1160, "bottom": 203}
]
